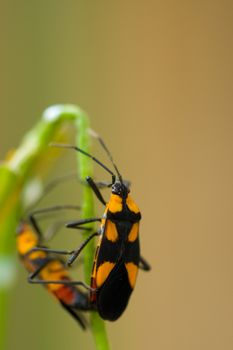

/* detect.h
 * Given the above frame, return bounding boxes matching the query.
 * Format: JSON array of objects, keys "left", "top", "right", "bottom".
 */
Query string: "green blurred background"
[{"left": 1, "top": 1, "right": 233, "bottom": 349}]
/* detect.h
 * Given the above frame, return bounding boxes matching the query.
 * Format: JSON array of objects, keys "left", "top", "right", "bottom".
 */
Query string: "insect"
[
  {"left": 17, "top": 199, "right": 94, "bottom": 329},
  {"left": 48, "top": 131, "right": 151, "bottom": 321}
]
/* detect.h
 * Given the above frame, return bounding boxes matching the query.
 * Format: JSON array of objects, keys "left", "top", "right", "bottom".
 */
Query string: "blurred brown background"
[{"left": 1, "top": 1, "right": 233, "bottom": 349}]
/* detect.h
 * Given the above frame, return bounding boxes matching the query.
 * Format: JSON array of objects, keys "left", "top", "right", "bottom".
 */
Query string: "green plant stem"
[
  {"left": 76, "top": 115, "right": 110, "bottom": 350},
  {"left": 0, "top": 104, "right": 110, "bottom": 350}
]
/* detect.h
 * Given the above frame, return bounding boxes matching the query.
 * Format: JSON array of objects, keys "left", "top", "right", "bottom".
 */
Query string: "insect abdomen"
[{"left": 97, "top": 260, "right": 133, "bottom": 321}]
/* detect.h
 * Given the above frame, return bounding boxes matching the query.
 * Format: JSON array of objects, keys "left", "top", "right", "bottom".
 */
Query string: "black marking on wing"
[
  {"left": 107, "top": 209, "right": 141, "bottom": 223},
  {"left": 97, "top": 223, "right": 140, "bottom": 267},
  {"left": 96, "top": 235, "right": 121, "bottom": 267},
  {"left": 124, "top": 237, "right": 140, "bottom": 265}
]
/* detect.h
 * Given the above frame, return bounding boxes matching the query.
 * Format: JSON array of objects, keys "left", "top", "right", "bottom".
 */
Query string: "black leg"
[
  {"left": 86, "top": 176, "right": 106, "bottom": 205},
  {"left": 29, "top": 247, "right": 74, "bottom": 255},
  {"left": 80, "top": 178, "right": 111, "bottom": 189},
  {"left": 27, "top": 173, "right": 79, "bottom": 211},
  {"left": 66, "top": 217, "right": 101, "bottom": 229},
  {"left": 67, "top": 232, "right": 99, "bottom": 266},
  {"left": 27, "top": 257, "right": 51, "bottom": 279},
  {"left": 28, "top": 276, "right": 94, "bottom": 292},
  {"left": 30, "top": 205, "right": 81, "bottom": 217},
  {"left": 28, "top": 259, "right": 94, "bottom": 292},
  {"left": 44, "top": 220, "right": 92, "bottom": 242},
  {"left": 93, "top": 180, "right": 112, "bottom": 189},
  {"left": 139, "top": 256, "right": 151, "bottom": 271},
  {"left": 29, "top": 231, "right": 100, "bottom": 269},
  {"left": 83, "top": 178, "right": 131, "bottom": 191},
  {"left": 43, "top": 220, "right": 69, "bottom": 241},
  {"left": 29, "top": 204, "right": 81, "bottom": 241}
]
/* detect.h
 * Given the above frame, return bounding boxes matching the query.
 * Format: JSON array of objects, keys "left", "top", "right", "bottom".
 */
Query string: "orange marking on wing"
[
  {"left": 126, "top": 195, "right": 140, "bottom": 214},
  {"left": 128, "top": 223, "right": 139, "bottom": 242},
  {"left": 96, "top": 262, "right": 115, "bottom": 288},
  {"left": 105, "top": 220, "right": 118, "bottom": 242},
  {"left": 107, "top": 194, "right": 122, "bottom": 213},
  {"left": 125, "top": 262, "right": 138, "bottom": 289}
]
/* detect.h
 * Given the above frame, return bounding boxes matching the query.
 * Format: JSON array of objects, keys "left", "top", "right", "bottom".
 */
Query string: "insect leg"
[
  {"left": 94, "top": 179, "right": 131, "bottom": 189},
  {"left": 86, "top": 176, "right": 106, "bottom": 205},
  {"left": 29, "top": 204, "right": 81, "bottom": 241},
  {"left": 30, "top": 204, "right": 81, "bottom": 217},
  {"left": 30, "top": 231, "right": 99, "bottom": 268},
  {"left": 27, "top": 257, "right": 51, "bottom": 281},
  {"left": 25, "top": 173, "right": 79, "bottom": 212},
  {"left": 28, "top": 217, "right": 101, "bottom": 261},
  {"left": 139, "top": 256, "right": 151, "bottom": 271},
  {"left": 29, "top": 246, "right": 74, "bottom": 255},
  {"left": 28, "top": 276, "right": 93, "bottom": 291},
  {"left": 93, "top": 180, "right": 112, "bottom": 188},
  {"left": 66, "top": 217, "right": 101, "bottom": 229},
  {"left": 44, "top": 220, "right": 93, "bottom": 242},
  {"left": 27, "top": 257, "right": 93, "bottom": 292},
  {"left": 67, "top": 232, "right": 99, "bottom": 266}
]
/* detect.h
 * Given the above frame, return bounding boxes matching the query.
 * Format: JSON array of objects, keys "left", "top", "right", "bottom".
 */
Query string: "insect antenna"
[
  {"left": 88, "top": 129, "right": 123, "bottom": 183},
  {"left": 50, "top": 143, "right": 116, "bottom": 182}
]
